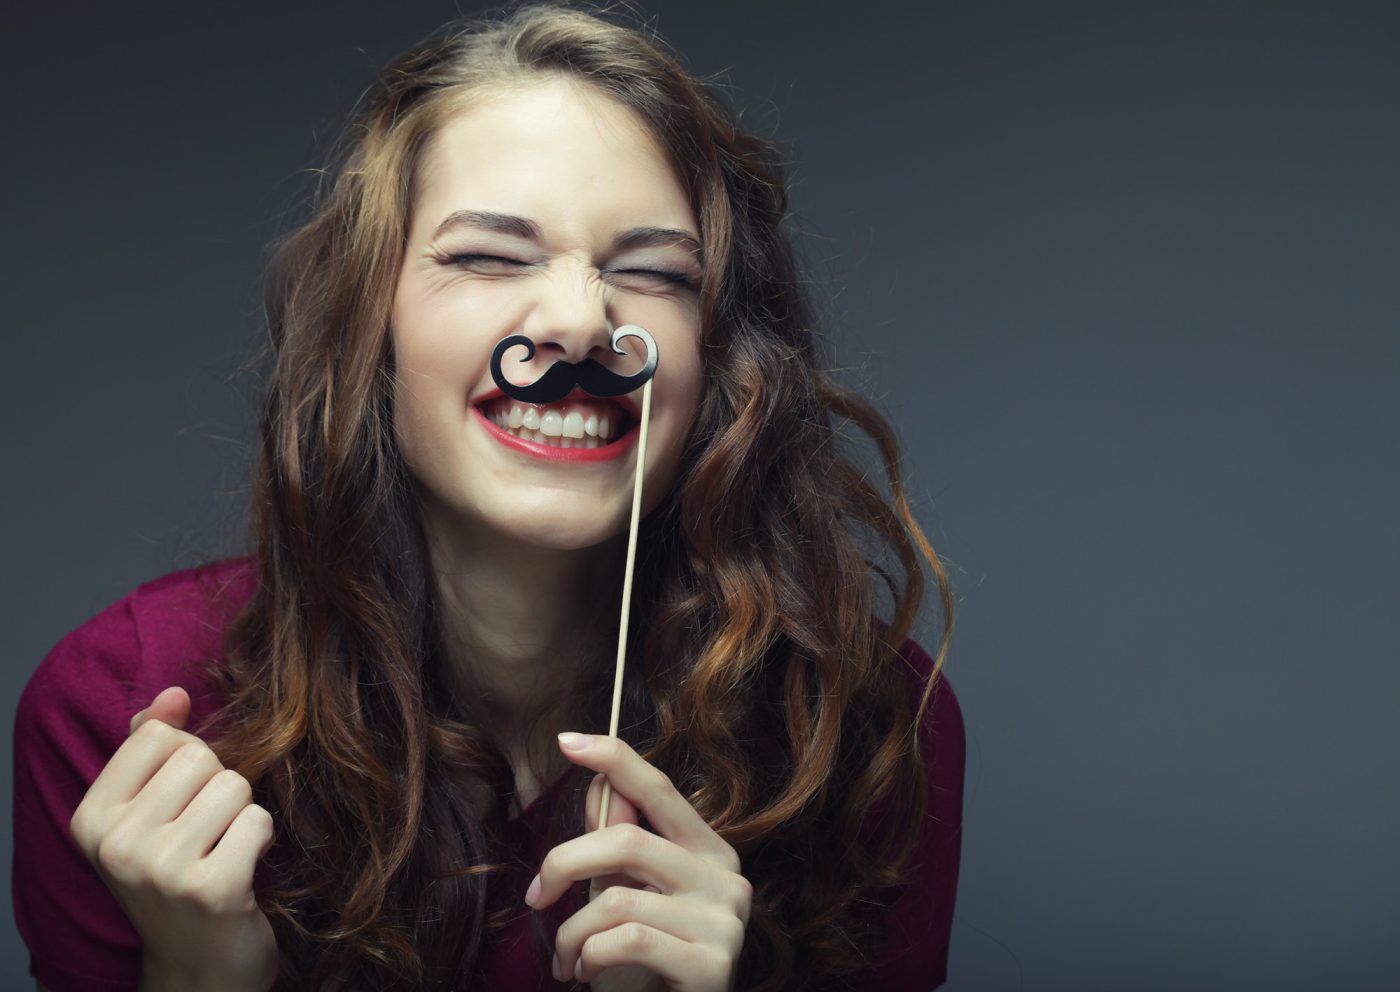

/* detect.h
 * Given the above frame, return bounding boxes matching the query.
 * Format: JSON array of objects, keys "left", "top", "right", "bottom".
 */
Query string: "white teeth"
[
  {"left": 484, "top": 399, "right": 626, "bottom": 447},
  {"left": 496, "top": 423, "right": 612, "bottom": 449}
]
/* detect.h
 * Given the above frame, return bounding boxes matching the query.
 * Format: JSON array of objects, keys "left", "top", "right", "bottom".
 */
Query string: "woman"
[{"left": 14, "top": 4, "right": 963, "bottom": 990}]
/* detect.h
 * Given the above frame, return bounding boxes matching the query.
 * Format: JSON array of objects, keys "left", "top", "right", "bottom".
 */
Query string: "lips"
[
  {"left": 470, "top": 386, "right": 644, "bottom": 464},
  {"left": 470, "top": 401, "right": 640, "bottom": 462}
]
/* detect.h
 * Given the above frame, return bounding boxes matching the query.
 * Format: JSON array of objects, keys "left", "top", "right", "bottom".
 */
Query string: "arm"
[{"left": 14, "top": 601, "right": 147, "bottom": 992}]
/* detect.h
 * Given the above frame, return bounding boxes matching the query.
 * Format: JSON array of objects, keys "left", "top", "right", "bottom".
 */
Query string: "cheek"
[
  {"left": 394, "top": 309, "right": 469, "bottom": 369},
  {"left": 388, "top": 354, "right": 431, "bottom": 474},
  {"left": 390, "top": 297, "right": 491, "bottom": 401},
  {"left": 664, "top": 337, "right": 705, "bottom": 421},
  {"left": 387, "top": 325, "right": 461, "bottom": 470},
  {"left": 642, "top": 341, "right": 704, "bottom": 510},
  {"left": 391, "top": 270, "right": 507, "bottom": 370}
]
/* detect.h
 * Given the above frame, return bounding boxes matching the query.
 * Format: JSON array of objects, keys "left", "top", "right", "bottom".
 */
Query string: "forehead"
[{"left": 412, "top": 78, "right": 695, "bottom": 240}]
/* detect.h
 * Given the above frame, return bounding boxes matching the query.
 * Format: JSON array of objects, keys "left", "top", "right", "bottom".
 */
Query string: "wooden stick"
[{"left": 599, "top": 376, "right": 653, "bottom": 829}]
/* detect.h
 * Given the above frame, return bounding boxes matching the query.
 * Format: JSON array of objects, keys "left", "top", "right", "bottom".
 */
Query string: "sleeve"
[
  {"left": 12, "top": 597, "right": 147, "bottom": 992},
  {"left": 853, "top": 639, "right": 966, "bottom": 991}
]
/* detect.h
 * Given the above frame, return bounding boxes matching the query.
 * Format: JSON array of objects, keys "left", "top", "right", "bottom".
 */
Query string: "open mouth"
[{"left": 474, "top": 394, "right": 636, "bottom": 450}]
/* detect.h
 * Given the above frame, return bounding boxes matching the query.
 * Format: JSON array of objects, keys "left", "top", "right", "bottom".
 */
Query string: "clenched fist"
[{"left": 69, "top": 686, "right": 279, "bottom": 992}]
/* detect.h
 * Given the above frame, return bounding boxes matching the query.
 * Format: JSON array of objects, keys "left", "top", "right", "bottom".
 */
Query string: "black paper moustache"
[{"left": 489, "top": 325, "right": 658, "bottom": 404}]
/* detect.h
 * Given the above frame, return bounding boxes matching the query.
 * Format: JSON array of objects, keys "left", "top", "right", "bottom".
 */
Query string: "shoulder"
[
  {"left": 896, "top": 635, "right": 965, "bottom": 783},
  {"left": 121, "top": 556, "right": 259, "bottom": 677},
  {"left": 16, "top": 556, "right": 259, "bottom": 758},
  {"left": 859, "top": 634, "right": 965, "bottom": 989},
  {"left": 878, "top": 634, "right": 965, "bottom": 845}
]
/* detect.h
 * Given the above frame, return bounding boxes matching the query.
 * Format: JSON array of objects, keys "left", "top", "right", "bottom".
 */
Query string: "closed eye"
[
  {"left": 446, "top": 253, "right": 527, "bottom": 269},
  {"left": 610, "top": 268, "right": 699, "bottom": 289},
  {"left": 442, "top": 254, "right": 696, "bottom": 289}
]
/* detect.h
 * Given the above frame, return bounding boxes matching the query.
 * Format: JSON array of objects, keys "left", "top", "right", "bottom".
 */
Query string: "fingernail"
[
  {"left": 551, "top": 952, "right": 560, "bottom": 981},
  {"left": 574, "top": 956, "right": 584, "bottom": 981},
  {"left": 558, "top": 732, "right": 592, "bottom": 751},
  {"left": 525, "top": 873, "right": 541, "bottom": 907}
]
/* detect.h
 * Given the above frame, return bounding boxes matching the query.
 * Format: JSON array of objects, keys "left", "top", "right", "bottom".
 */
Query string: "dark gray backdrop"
[{"left": 5, "top": 2, "right": 1397, "bottom": 989}]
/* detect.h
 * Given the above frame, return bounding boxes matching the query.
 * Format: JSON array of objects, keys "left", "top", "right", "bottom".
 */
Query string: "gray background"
[{"left": 5, "top": 1, "right": 1397, "bottom": 989}]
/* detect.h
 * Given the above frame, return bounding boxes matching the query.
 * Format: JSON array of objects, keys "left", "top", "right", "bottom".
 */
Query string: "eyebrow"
[{"left": 431, "top": 209, "right": 703, "bottom": 259}]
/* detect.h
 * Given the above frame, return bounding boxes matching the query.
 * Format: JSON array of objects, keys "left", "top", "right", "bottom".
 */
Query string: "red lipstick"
[{"left": 471, "top": 403, "right": 640, "bottom": 463}]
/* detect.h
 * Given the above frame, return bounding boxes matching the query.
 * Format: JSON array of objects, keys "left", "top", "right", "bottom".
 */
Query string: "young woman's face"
[{"left": 391, "top": 78, "right": 705, "bottom": 553}]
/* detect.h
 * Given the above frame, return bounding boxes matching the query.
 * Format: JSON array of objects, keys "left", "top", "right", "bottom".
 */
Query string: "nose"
[{"left": 520, "top": 258, "right": 617, "bottom": 366}]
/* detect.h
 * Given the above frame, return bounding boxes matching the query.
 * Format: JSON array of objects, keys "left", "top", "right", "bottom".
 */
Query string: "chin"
[{"left": 494, "top": 509, "right": 627, "bottom": 553}]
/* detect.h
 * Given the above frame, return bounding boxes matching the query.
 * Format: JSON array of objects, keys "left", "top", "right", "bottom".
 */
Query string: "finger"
[
  {"left": 130, "top": 686, "right": 191, "bottom": 735},
  {"left": 576, "top": 921, "right": 729, "bottom": 988},
  {"left": 203, "top": 802, "right": 276, "bottom": 895},
  {"left": 120, "top": 741, "right": 226, "bottom": 836},
  {"left": 78, "top": 720, "right": 212, "bottom": 822},
  {"left": 554, "top": 885, "right": 743, "bottom": 985},
  {"left": 584, "top": 775, "right": 645, "bottom": 897},
  {"left": 165, "top": 767, "right": 255, "bottom": 863},
  {"left": 558, "top": 733, "right": 735, "bottom": 864},
  {"left": 585, "top": 772, "right": 640, "bottom": 832},
  {"left": 531, "top": 823, "right": 730, "bottom": 910}
]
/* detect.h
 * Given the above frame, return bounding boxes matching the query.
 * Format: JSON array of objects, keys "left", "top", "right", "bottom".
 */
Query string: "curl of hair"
[{"left": 196, "top": 4, "right": 956, "bottom": 989}]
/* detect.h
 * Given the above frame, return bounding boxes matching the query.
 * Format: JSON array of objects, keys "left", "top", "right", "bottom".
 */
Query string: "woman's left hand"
[{"left": 526, "top": 732, "right": 752, "bottom": 991}]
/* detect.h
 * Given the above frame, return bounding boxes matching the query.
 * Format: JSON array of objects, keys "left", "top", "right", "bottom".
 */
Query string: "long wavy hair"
[{"left": 196, "top": 3, "right": 955, "bottom": 989}]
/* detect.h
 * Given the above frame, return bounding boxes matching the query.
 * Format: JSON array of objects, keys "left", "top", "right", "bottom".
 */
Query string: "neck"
[{"left": 423, "top": 500, "right": 623, "bottom": 738}]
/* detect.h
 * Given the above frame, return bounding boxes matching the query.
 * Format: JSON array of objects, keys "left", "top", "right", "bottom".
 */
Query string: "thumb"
[{"left": 129, "top": 685, "right": 191, "bottom": 736}]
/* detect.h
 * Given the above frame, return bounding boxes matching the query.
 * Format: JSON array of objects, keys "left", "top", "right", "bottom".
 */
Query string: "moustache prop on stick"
[
  {"left": 489, "top": 325, "right": 658, "bottom": 829},
  {"left": 490, "top": 328, "right": 658, "bottom": 403}
]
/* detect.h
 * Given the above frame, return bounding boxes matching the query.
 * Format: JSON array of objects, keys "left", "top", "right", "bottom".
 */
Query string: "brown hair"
[{"left": 200, "top": 3, "right": 955, "bottom": 989}]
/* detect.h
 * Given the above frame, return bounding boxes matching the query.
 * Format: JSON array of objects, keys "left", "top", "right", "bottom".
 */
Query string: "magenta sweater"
[{"left": 13, "top": 558, "right": 963, "bottom": 990}]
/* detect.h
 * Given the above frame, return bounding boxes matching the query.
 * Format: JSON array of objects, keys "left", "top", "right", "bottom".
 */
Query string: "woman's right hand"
[{"left": 69, "top": 685, "right": 279, "bottom": 992}]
